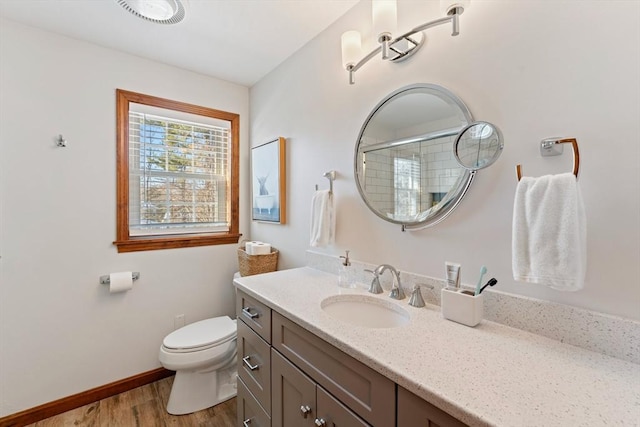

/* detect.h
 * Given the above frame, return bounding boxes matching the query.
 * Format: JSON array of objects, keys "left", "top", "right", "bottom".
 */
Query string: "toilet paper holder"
[{"left": 99, "top": 272, "right": 140, "bottom": 285}]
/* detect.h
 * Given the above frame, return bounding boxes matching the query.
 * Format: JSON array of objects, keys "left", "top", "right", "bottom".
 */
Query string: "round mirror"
[
  {"left": 355, "top": 84, "right": 475, "bottom": 230},
  {"left": 454, "top": 121, "right": 504, "bottom": 170}
]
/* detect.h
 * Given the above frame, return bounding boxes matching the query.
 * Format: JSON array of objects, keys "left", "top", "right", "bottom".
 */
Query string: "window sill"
[{"left": 114, "top": 233, "right": 242, "bottom": 253}]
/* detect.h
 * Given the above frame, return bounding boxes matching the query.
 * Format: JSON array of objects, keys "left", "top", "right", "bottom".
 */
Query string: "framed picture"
[{"left": 251, "top": 137, "right": 286, "bottom": 223}]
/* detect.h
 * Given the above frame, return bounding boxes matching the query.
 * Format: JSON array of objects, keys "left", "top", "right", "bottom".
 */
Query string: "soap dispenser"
[{"left": 338, "top": 250, "right": 355, "bottom": 288}]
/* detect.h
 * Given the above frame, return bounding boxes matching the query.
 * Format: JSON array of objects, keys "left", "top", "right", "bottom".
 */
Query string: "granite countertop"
[{"left": 234, "top": 267, "right": 640, "bottom": 427}]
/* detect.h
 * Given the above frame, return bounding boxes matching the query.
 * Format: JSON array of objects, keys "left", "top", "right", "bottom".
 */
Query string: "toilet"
[{"left": 159, "top": 315, "right": 238, "bottom": 415}]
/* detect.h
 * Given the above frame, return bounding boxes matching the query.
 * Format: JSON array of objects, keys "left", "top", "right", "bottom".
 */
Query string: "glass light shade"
[
  {"left": 372, "top": 0, "right": 397, "bottom": 39},
  {"left": 341, "top": 30, "right": 362, "bottom": 68},
  {"left": 440, "top": 0, "right": 470, "bottom": 15}
]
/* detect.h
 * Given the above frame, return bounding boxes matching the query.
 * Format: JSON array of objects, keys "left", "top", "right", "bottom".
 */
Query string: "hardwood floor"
[{"left": 25, "top": 376, "right": 236, "bottom": 427}]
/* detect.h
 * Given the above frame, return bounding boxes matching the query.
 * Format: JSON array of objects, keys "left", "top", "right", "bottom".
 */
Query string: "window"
[
  {"left": 115, "top": 89, "right": 240, "bottom": 252},
  {"left": 394, "top": 156, "right": 420, "bottom": 220}
]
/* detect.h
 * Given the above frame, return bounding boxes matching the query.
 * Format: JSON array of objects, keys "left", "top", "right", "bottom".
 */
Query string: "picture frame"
[{"left": 251, "top": 137, "right": 286, "bottom": 224}]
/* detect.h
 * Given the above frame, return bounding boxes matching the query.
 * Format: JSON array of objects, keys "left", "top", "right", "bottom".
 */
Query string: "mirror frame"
[{"left": 354, "top": 83, "right": 476, "bottom": 230}]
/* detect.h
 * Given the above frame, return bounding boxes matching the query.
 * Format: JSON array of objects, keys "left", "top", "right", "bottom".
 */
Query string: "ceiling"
[{"left": 0, "top": 0, "right": 359, "bottom": 87}]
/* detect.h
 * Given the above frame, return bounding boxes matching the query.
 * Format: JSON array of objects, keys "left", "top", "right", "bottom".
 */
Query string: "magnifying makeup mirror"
[{"left": 454, "top": 121, "right": 504, "bottom": 170}]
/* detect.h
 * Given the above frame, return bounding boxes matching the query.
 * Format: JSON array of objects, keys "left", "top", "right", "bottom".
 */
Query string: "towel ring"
[{"left": 516, "top": 138, "right": 580, "bottom": 181}]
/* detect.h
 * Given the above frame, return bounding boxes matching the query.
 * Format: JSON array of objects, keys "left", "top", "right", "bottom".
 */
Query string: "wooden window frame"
[{"left": 114, "top": 89, "right": 241, "bottom": 252}]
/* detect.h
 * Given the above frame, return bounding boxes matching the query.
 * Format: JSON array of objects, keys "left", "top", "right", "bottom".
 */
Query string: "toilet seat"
[{"left": 162, "top": 316, "right": 236, "bottom": 353}]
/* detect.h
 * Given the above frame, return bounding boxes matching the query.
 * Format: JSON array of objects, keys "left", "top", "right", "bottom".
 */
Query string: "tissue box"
[{"left": 441, "top": 288, "right": 483, "bottom": 327}]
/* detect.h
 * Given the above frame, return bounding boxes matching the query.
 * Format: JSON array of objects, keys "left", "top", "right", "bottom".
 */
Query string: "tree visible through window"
[{"left": 115, "top": 90, "right": 240, "bottom": 252}]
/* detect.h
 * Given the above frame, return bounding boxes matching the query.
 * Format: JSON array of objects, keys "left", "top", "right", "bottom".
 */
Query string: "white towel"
[
  {"left": 310, "top": 190, "right": 335, "bottom": 247},
  {"left": 512, "top": 173, "right": 586, "bottom": 291}
]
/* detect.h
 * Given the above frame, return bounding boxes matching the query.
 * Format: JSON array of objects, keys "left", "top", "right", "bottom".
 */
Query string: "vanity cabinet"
[
  {"left": 272, "top": 312, "right": 395, "bottom": 426},
  {"left": 236, "top": 289, "right": 466, "bottom": 427},
  {"left": 397, "top": 386, "right": 467, "bottom": 427},
  {"left": 272, "top": 349, "right": 369, "bottom": 427}
]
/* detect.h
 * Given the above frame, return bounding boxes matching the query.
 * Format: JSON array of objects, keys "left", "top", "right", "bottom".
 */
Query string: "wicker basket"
[{"left": 237, "top": 243, "right": 279, "bottom": 277}]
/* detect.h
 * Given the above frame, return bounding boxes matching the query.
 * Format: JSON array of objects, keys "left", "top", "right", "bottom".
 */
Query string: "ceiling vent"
[{"left": 115, "top": 0, "right": 185, "bottom": 25}]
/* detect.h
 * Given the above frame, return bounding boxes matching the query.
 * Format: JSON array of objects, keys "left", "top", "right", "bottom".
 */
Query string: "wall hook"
[
  {"left": 55, "top": 135, "right": 67, "bottom": 147},
  {"left": 323, "top": 170, "right": 336, "bottom": 193},
  {"left": 316, "top": 170, "right": 336, "bottom": 193}
]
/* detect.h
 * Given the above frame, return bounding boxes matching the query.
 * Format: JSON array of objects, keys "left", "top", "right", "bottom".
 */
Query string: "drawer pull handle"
[
  {"left": 300, "top": 405, "right": 312, "bottom": 418},
  {"left": 314, "top": 418, "right": 327, "bottom": 427},
  {"left": 242, "top": 355, "right": 259, "bottom": 371},
  {"left": 242, "top": 307, "right": 259, "bottom": 319},
  {"left": 243, "top": 418, "right": 252, "bottom": 427}
]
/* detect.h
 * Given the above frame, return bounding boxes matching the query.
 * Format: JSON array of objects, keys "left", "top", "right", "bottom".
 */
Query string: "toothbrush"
[
  {"left": 474, "top": 266, "right": 487, "bottom": 296},
  {"left": 478, "top": 278, "right": 498, "bottom": 295}
]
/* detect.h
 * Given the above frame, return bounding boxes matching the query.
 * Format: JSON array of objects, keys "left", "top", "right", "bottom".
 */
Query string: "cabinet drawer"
[
  {"left": 238, "top": 377, "right": 271, "bottom": 427},
  {"left": 237, "top": 290, "right": 271, "bottom": 343},
  {"left": 397, "top": 386, "right": 468, "bottom": 427},
  {"left": 238, "top": 319, "right": 271, "bottom": 414},
  {"left": 272, "top": 312, "right": 395, "bottom": 427}
]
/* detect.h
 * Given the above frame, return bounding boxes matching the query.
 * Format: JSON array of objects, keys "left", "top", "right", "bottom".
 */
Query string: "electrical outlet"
[{"left": 174, "top": 314, "right": 185, "bottom": 330}]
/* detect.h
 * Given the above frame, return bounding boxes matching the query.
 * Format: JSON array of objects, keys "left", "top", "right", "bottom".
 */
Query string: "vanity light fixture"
[
  {"left": 341, "top": 0, "right": 470, "bottom": 84},
  {"left": 115, "top": 0, "right": 186, "bottom": 25}
]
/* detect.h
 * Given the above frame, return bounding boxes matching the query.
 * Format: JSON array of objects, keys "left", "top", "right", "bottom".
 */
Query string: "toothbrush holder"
[{"left": 441, "top": 288, "right": 483, "bottom": 327}]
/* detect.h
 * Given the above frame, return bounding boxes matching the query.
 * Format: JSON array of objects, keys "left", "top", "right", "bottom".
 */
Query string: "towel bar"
[{"left": 516, "top": 138, "right": 580, "bottom": 181}]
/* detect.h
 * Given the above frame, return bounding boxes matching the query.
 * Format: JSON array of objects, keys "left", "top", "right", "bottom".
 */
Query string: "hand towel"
[
  {"left": 310, "top": 190, "right": 335, "bottom": 247},
  {"left": 512, "top": 173, "right": 586, "bottom": 291}
]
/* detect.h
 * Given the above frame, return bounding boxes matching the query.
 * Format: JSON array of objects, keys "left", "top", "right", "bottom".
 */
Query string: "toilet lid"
[{"left": 163, "top": 316, "right": 236, "bottom": 351}]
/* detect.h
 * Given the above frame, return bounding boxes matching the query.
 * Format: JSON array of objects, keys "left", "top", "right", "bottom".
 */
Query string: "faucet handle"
[
  {"left": 408, "top": 285, "right": 426, "bottom": 308},
  {"left": 365, "top": 269, "right": 383, "bottom": 294}
]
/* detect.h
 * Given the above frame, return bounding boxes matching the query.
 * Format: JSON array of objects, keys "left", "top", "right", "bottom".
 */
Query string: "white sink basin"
[{"left": 321, "top": 294, "right": 410, "bottom": 328}]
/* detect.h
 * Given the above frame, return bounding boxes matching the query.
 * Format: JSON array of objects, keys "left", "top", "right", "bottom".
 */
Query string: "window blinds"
[
  {"left": 128, "top": 111, "right": 230, "bottom": 236},
  {"left": 394, "top": 156, "right": 420, "bottom": 219}
]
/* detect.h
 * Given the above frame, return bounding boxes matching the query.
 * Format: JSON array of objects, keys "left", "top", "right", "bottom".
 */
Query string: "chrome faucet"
[{"left": 374, "top": 264, "right": 406, "bottom": 300}]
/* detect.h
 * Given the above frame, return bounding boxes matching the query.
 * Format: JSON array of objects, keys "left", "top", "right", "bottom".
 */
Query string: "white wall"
[
  {"left": 0, "top": 19, "right": 250, "bottom": 415},
  {"left": 250, "top": 1, "right": 640, "bottom": 320}
]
